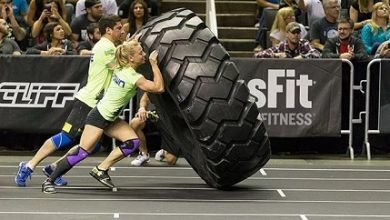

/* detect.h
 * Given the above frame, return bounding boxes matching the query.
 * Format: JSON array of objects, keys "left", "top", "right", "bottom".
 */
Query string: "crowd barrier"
[
  {"left": 363, "top": 59, "right": 390, "bottom": 160},
  {"left": 0, "top": 56, "right": 387, "bottom": 159}
]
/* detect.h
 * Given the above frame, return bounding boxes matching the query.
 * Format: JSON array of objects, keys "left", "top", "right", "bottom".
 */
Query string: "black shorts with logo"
[{"left": 61, "top": 99, "right": 92, "bottom": 139}]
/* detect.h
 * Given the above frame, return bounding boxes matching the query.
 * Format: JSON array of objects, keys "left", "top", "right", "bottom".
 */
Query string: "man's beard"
[
  {"left": 0, "top": 27, "right": 8, "bottom": 36},
  {"left": 92, "top": 14, "right": 103, "bottom": 21},
  {"left": 339, "top": 35, "right": 350, "bottom": 41}
]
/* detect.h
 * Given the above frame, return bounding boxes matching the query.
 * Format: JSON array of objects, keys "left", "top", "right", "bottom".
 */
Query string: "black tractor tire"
[{"left": 139, "top": 8, "right": 271, "bottom": 188}]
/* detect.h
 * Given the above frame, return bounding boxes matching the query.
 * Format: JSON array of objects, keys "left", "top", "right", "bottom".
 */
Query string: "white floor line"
[
  {"left": 3, "top": 174, "right": 390, "bottom": 181},
  {"left": 259, "top": 168, "right": 267, "bottom": 176},
  {"left": 2, "top": 197, "right": 390, "bottom": 204},
  {"left": 277, "top": 189, "right": 286, "bottom": 198},
  {"left": 265, "top": 168, "right": 390, "bottom": 172},
  {"left": 2, "top": 186, "right": 390, "bottom": 193},
  {"left": 1, "top": 212, "right": 390, "bottom": 218},
  {"left": 0, "top": 165, "right": 194, "bottom": 170},
  {"left": 300, "top": 214, "right": 309, "bottom": 220},
  {"left": 3, "top": 165, "right": 390, "bottom": 172}
]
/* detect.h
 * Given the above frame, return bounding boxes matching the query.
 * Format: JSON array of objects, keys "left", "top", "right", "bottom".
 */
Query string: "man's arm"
[
  {"left": 298, "top": 40, "right": 321, "bottom": 58},
  {"left": 321, "top": 39, "right": 339, "bottom": 58},
  {"left": 353, "top": 39, "right": 369, "bottom": 61},
  {"left": 6, "top": 7, "right": 27, "bottom": 41},
  {"left": 310, "top": 20, "right": 324, "bottom": 51}
]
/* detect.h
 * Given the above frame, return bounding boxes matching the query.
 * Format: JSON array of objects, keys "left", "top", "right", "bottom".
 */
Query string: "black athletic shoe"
[
  {"left": 89, "top": 166, "right": 115, "bottom": 188},
  {"left": 42, "top": 179, "right": 56, "bottom": 194}
]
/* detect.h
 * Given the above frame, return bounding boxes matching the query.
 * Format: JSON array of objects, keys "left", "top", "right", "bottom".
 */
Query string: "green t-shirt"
[
  {"left": 97, "top": 66, "right": 143, "bottom": 121},
  {"left": 76, "top": 37, "right": 116, "bottom": 108}
]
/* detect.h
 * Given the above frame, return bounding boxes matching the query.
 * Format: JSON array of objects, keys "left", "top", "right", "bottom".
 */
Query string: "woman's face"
[
  {"left": 284, "top": 13, "right": 296, "bottom": 24},
  {"left": 130, "top": 44, "right": 146, "bottom": 65},
  {"left": 376, "top": 5, "right": 390, "bottom": 18},
  {"left": 133, "top": 3, "right": 145, "bottom": 19},
  {"left": 52, "top": 24, "right": 64, "bottom": 40}
]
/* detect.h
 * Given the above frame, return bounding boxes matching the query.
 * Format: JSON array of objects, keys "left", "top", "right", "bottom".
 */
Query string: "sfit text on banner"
[{"left": 234, "top": 58, "right": 342, "bottom": 137}]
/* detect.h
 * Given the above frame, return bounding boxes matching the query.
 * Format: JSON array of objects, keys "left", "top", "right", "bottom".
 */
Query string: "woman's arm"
[
  {"left": 350, "top": 5, "right": 369, "bottom": 30},
  {"left": 52, "top": 7, "right": 72, "bottom": 36},
  {"left": 31, "top": 10, "right": 49, "bottom": 38},
  {"left": 136, "top": 50, "right": 164, "bottom": 93},
  {"left": 27, "top": 0, "right": 37, "bottom": 27}
]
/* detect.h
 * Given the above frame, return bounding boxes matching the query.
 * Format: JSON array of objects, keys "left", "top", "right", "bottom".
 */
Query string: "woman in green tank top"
[{"left": 42, "top": 39, "right": 165, "bottom": 193}]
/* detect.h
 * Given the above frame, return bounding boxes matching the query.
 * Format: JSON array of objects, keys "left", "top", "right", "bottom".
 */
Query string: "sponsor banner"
[
  {"left": 1, "top": 56, "right": 342, "bottom": 137},
  {"left": 379, "top": 59, "right": 390, "bottom": 133},
  {"left": 0, "top": 56, "right": 89, "bottom": 132},
  {"left": 233, "top": 58, "right": 342, "bottom": 137}
]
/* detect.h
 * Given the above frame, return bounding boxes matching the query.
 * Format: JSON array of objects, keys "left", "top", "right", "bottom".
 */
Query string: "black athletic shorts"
[
  {"left": 61, "top": 99, "right": 92, "bottom": 139},
  {"left": 85, "top": 107, "right": 112, "bottom": 129}
]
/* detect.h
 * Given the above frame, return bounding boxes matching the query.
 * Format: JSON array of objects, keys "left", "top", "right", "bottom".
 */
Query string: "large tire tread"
[{"left": 139, "top": 8, "right": 271, "bottom": 188}]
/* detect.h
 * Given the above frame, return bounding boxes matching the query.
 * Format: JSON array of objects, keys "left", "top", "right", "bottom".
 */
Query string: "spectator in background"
[
  {"left": 71, "top": 0, "right": 103, "bottom": 48},
  {"left": 322, "top": 18, "right": 368, "bottom": 61},
  {"left": 0, "top": 18, "right": 21, "bottom": 54},
  {"left": 27, "top": 0, "right": 67, "bottom": 27},
  {"left": 255, "top": 0, "right": 279, "bottom": 51},
  {"left": 77, "top": 22, "right": 100, "bottom": 55},
  {"left": 0, "top": 0, "right": 28, "bottom": 50},
  {"left": 361, "top": 2, "right": 390, "bottom": 55},
  {"left": 280, "top": 0, "right": 302, "bottom": 18},
  {"left": 30, "top": 0, "right": 71, "bottom": 45},
  {"left": 310, "top": 0, "right": 340, "bottom": 52},
  {"left": 118, "top": 0, "right": 159, "bottom": 21},
  {"left": 298, "top": 0, "right": 324, "bottom": 26},
  {"left": 122, "top": 0, "right": 148, "bottom": 40},
  {"left": 349, "top": 0, "right": 380, "bottom": 31},
  {"left": 255, "top": 22, "right": 320, "bottom": 58},
  {"left": 26, "top": 21, "right": 73, "bottom": 55},
  {"left": 130, "top": 92, "right": 179, "bottom": 166},
  {"left": 375, "top": 39, "right": 390, "bottom": 58},
  {"left": 270, "top": 7, "right": 307, "bottom": 47},
  {"left": 129, "top": 92, "right": 153, "bottom": 166},
  {"left": 126, "top": 67, "right": 181, "bottom": 168},
  {"left": 75, "top": 0, "right": 118, "bottom": 17},
  {"left": 9, "top": 0, "right": 28, "bottom": 20},
  {"left": 64, "top": 0, "right": 76, "bottom": 22}
]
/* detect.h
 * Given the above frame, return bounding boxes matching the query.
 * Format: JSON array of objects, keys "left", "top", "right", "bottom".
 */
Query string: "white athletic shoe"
[
  {"left": 131, "top": 153, "right": 150, "bottom": 166},
  {"left": 155, "top": 149, "right": 165, "bottom": 162}
]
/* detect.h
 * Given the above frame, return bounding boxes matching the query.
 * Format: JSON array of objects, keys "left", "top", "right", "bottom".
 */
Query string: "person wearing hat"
[
  {"left": 75, "top": 0, "right": 118, "bottom": 17},
  {"left": 255, "top": 21, "right": 320, "bottom": 58},
  {"left": 70, "top": 0, "right": 103, "bottom": 48}
]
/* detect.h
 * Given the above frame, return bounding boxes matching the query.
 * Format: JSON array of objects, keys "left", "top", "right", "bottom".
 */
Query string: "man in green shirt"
[{"left": 15, "top": 14, "right": 123, "bottom": 187}]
